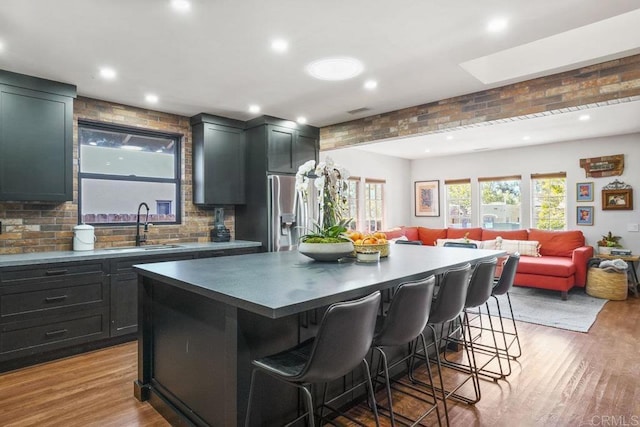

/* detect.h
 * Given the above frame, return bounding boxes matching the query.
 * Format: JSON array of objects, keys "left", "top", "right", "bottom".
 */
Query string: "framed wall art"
[
  {"left": 415, "top": 180, "right": 440, "bottom": 217},
  {"left": 602, "top": 180, "right": 633, "bottom": 210},
  {"left": 576, "top": 182, "right": 593, "bottom": 202},
  {"left": 576, "top": 206, "right": 594, "bottom": 226}
]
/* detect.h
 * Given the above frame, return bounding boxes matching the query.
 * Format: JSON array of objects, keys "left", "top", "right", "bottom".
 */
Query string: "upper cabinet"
[
  {"left": 246, "top": 116, "right": 319, "bottom": 175},
  {"left": 191, "top": 114, "right": 246, "bottom": 205},
  {"left": 0, "top": 70, "right": 76, "bottom": 202}
]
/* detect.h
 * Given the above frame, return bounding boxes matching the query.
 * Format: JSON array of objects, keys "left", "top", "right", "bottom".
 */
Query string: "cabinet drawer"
[
  {"left": 0, "top": 309, "right": 108, "bottom": 356},
  {"left": 0, "top": 262, "right": 105, "bottom": 283},
  {"left": 1, "top": 280, "right": 105, "bottom": 321}
]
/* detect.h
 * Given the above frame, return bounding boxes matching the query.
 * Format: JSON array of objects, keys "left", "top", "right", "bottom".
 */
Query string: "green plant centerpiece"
[
  {"left": 296, "top": 158, "right": 354, "bottom": 261},
  {"left": 597, "top": 231, "right": 622, "bottom": 255}
]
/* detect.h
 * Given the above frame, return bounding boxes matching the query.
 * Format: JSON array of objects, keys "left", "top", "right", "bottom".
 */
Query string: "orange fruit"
[{"left": 355, "top": 239, "right": 364, "bottom": 245}]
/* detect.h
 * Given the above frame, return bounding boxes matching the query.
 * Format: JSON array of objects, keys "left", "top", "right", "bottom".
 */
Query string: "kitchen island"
[{"left": 134, "top": 245, "right": 504, "bottom": 426}]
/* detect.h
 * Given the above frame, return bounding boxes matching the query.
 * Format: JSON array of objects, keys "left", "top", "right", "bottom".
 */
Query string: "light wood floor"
[{"left": 1, "top": 294, "right": 639, "bottom": 427}]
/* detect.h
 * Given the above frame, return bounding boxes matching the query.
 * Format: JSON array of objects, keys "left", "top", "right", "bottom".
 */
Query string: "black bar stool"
[
  {"left": 245, "top": 291, "right": 381, "bottom": 427},
  {"left": 443, "top": 241, "right": 478, "bottom": 249},
  {"left": 370, "top": 276, "right": 441, "bottom": 426}
]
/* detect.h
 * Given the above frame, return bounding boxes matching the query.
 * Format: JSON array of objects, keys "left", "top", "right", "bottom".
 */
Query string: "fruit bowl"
[{"left": 353, "top": 242, "right": 390, "bottom": 257}]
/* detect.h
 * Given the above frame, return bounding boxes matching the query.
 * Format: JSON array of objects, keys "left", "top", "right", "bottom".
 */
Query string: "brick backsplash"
[
  {"left": 0, "top": 97, "right": 229, "bottom": 254},
  {"left": 320, "top": 54, "right": 640, "bottom": 150}
]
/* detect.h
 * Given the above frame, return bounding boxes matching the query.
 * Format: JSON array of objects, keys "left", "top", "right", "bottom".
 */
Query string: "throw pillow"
[
  {"left": 500, "top": 239, "right": 541, "bottom": 257},
  {"left": 480, "top": 239, "right": 500, "bottom": 250}
]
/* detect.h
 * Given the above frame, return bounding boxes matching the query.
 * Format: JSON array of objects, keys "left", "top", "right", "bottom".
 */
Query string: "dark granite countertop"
[
  {"left": 135, "top": 245, "right": 505, "bottom": 319},
  {"left": 0, "top": 241, "right": 262, "bottom": 268}
]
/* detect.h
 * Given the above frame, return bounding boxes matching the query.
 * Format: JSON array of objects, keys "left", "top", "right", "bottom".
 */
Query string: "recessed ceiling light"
[
  {"left": 145, "top": 94, "right": 159, "bottom": 103},
  {"left": 424, "top": 148, "right": 431, "bottom": 153},
  {"left": 249, "top": 105, "right": 260, "bottom": 114},
  {"left": 271, "top": 39, "right": 288, "bottom": 53},
  {"left": 297, "top": 117, "right": 307, "bottom": 124},
  {"left": 99, "top": 67, "right": 117, "bottom": 80},
  {"left": 306, "top": 57, "right": 364, "bottom": 81},
  {"left": 364, "top": 80, "right": 378, "bottom": 90},
  {"left": 579, "top": 114, "right": 591, "bottom": 121},
  {"left": 446, "top": 135, "right": 454, "bottom": 140},
  {"left": 0, "top": 40, "right": 5, "bottom": 53},
  {"left": 522, "top": 136, "right": 531, "bottom": 140},
  {"left": 170, "top": 0, "right": 191, "bottom": 12},
  {"left": 487, "top": 17, "right": 508, "bottom": 33}
]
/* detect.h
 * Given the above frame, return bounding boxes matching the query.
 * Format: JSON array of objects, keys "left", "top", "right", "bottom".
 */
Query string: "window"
[
  {"left": 78, "top": 121, "right": 181, "bottom": 225},
  {"left": 479, "top": 175, "right": 521, "bottom": 230},
  {"left": 531, "top": 173, "right": 566, "bottom": 230},
  {"left": 445, "top": 179, "right": 472, "bottom": 228},
  {"left": 364, "top": 179, "right": 385, "bottom": 233},
  {"left": 345, "top": 177, "right": 360, "bottom": 230}
]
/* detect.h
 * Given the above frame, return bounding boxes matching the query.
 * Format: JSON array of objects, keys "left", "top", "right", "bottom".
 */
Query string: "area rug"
[{"left": 483, "top": 286, "right": 608, "bottom": 333}]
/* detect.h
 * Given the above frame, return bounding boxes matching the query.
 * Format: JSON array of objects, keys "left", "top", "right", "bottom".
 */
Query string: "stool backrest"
[
  {"left": 395, "top": 240, "right": 423, "bottom": 245},
  {"left": 296, "top": 291, "right": 381, "bottom": 383},
  {"left": 493, "top": 253, "right": 520, "bottom": 296},
  {"left": 374, "top": 276, "right": 436, "bottom": 347},
  {"left": 428, "top": 263, "right": 472, "bottom": 324},
  {"left": 443, "top": 242, "right": 478, "bottom": 249},
  {"left": 465, "top": 258, "right": 498, "bottom": 308}
]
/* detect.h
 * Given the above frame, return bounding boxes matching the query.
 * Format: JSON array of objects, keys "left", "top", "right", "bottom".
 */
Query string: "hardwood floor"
[{"left": 1, "top": 294, "right": 639, "bottom": 427}]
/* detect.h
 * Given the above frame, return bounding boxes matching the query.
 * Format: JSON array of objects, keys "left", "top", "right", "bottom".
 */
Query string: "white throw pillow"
[
  {"left": 500, "top": 239, "right": 541, "bottom": 257},
  {"left": 480, "top": 239, "right": 499, "bottom": 250}
]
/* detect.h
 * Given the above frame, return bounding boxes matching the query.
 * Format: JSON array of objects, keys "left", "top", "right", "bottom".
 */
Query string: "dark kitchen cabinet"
[
  {"left": 191, "top": 114, "right": 246, "bottom": 205},
  {"left": 255, "top": 120, "right": 318, "bottom": 174},
  {"left": 0, "top": 69, "right": 76, "bottom": 202}
]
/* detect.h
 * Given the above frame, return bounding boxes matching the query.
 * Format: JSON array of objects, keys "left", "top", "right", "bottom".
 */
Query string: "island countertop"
[{"left": 134, "top": 244, "right": 504, "bottom": 319}]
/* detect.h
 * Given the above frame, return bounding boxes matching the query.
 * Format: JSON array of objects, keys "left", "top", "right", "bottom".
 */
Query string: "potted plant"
[
  {"left": 296, "top": 158, "right": 354, "bottom": 261},
  {"left": 596, "top": 231, "right": 622, "bottom": 255}
]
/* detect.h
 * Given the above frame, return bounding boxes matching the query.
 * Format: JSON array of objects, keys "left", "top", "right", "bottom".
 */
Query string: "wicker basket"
[
  {"left": 353, "top": 243, "right": 390, "bottom": 258},
  {"left": 586, "top": 267, "right": 627, "bottom": 300}
]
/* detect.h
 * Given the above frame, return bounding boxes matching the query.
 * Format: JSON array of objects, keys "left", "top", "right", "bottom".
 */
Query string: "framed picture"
[
  {"left": 576, "top": 182, "right": 593, "bottom": 202},
  {"left": 602, "top": 188, "right": 633, "bottom": 210},
  {"left": 576, "top": 206, "right": 594, "bottom": 226},
  {"left": 415, "top": 180, "right": 440, "bottom": 217}
]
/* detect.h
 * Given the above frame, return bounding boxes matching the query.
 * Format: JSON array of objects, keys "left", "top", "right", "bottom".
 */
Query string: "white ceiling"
[{"left": 1, "top": 1, "right": 639, "bottom": 158}]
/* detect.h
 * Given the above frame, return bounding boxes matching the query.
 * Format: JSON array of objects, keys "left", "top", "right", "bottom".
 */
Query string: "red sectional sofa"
[{"left": 384, "top": 226, "right": 594, "bottom": 300}]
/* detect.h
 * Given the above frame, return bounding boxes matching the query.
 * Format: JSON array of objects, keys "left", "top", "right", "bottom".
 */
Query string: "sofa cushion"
[
  {"left": 528, "top": 229, "right": 585, "bottom": 257},
  {"left": 446, "top": 227, "right": 482, "bottom": 240},
  {"left": 517, "top": 256, "right": 576, "bottom": 278},
  {"left": 500, "top": 239, "right": 541, "bottom": 257},
  {"left": 404, "top": 227, "right": 420, "bottom": 241},
  {"left": 481, "top": 229, "right": 529, "bottom": 241},
  {"left": 417, "top": 227, "right": 447, "bottom": 246}
]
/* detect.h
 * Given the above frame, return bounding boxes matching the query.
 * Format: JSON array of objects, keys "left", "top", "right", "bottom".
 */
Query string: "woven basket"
[
  {"left": 586, "top": 267, "right": 627, "bottom": 300},
  {"left": 354, "top": 243, "right": 390, "bottom": 257}
]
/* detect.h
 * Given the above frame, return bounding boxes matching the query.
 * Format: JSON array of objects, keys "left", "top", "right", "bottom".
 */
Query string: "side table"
[{"left": 597, "top": 254, "right": 639, "bottom": 297}]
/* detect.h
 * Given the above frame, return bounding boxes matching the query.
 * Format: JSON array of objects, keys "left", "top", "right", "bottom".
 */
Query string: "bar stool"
[
  {"left": 442, "top": 258, "right": 501, "bottom": 387},
  {"left": 409, "top": 263, "right": 472, "bottom": 427},
  {"left": 442, "top": 242, "right": 478, "bottom": 249},
  {"left": 244, "top": 291, "right": 381, "bottom": 427},
  {"left": 370, "top": 276, "right": 441, "bottom": 426}
]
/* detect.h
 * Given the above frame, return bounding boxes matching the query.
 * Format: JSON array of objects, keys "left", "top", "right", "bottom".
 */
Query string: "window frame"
[
  {"left": 530, "top": 172, "right": 567, "bottom": 230},
  {"left": 445, "top": 178, "right": 472, "bottom": 228},
  {"left": 77, "top": 120, "right": 182, "bottom": 226},
  {"left": 364, "top": 178, "right": 385, "bottom": 233},
  {"left": 478, "top": 175, "right": 522, "bottom": 230}
]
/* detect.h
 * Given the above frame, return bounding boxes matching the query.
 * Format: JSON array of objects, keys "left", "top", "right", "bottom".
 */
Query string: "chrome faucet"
[{"left": 135, "top": 202, "right": 150, "bottom": 246}]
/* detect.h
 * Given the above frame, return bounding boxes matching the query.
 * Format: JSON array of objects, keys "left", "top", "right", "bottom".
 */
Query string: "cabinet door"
[
  {"left": 193, "top": 123, "right": 245, "bottom": 205},
  {"left": 267, "top": 125, "right": 296, "bottom": 174},
  {"left": 294, "top": 132, "right": 319, "bottom": 171},
  {"left": 110, "top": 272, "right": 138, "bottom": 337},
  {"left": 0, "top": 85, "right": 73, "bottom": 201}
]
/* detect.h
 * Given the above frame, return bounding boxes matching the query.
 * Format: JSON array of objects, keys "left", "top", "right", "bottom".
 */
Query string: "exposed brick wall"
[
  {"left": 0, "top": 97, "right": 231, "bottom": 254},
  {"left": 320, "top": 54, "right": 640, "bottom": 149}
]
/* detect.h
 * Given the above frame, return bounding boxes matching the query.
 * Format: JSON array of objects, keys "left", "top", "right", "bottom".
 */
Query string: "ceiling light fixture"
[
  {"left": 487, "top": 17, "right": 508, "bottom": 33},
  {"left": 522, "top": 136, "right": 531, "bottom": 140},
  {"left": 579, "top": 114, "right": 591, "bottom": 121},
  {"left": 446, "top": 135, "right": 454, "bottom": 140},
  {"left": 0, "top": 40, "right": 5, "bottom": 53},
  {"left": 170, "top": 0, "right": 191, "bottom": 12},
  {"left": 99, "top": 67, "right": 117, "bottom": 80},
  {"left": 145, "top": 94, "right": 159, "bottom": 103},
  {"left": 364, "top": 80, "right": 378, "bottom": 90},
  {"left": 296, "top": 117, "right": 307, "bottom": 124},
  {"left": 306, "top": 57, "right": 364, "bottom": 81},
  {"left": 271, "top": 39, "right": 288, "bottom": 53},
  {"left": 424, "top": 148, "right": 431, "bottom": 153},
  {"left": 249, "top": 105, "right": 260, "bottom": 114}
]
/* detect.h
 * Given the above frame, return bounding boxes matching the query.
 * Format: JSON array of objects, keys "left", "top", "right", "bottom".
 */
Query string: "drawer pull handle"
[
  {"left": 45, "top": 295, "right": 68, "bottom": 303},
  {"left": 45, "top": 269, "right": 68, "bottom": 276},
  {"left": 45, "top": 329, "right": 68, "bottom": 337}
]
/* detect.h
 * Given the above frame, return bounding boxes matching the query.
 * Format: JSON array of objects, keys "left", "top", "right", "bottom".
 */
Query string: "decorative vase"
[
  {"left": 598, "top": 246, "right": 612, "bottom": 255},
  {"left": 298, "top": 241, "right": 355, "bottom": 262}
]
